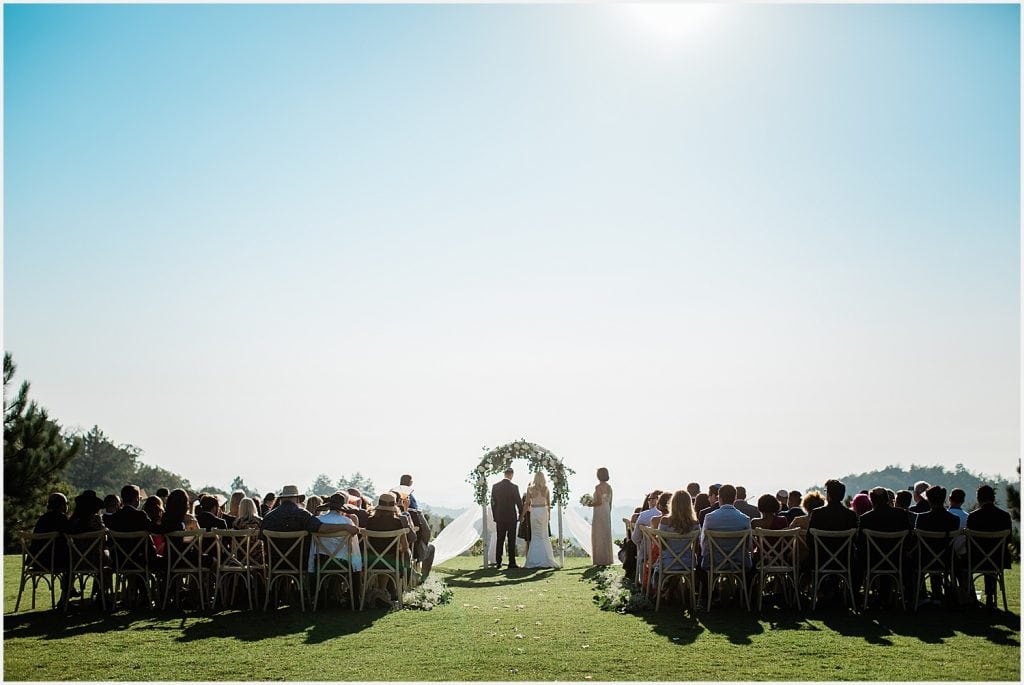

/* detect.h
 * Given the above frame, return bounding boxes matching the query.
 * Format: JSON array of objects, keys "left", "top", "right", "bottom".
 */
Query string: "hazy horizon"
[{"left": 5, "top": 4, "right": 1020, "bottom": 509}]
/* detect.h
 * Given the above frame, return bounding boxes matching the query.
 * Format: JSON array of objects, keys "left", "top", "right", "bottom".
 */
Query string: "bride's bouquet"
[{"left": 579, "top": 493, "right": 594, "bottom": 507}]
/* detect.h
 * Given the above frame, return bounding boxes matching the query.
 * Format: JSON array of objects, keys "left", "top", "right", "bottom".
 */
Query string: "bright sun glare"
[{"left": 619, "top": 3, "right": 724, "bottom": 44}]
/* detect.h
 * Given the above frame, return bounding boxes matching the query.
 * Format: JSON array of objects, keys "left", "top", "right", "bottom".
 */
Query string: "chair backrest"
[
  {"left": 915, "top": 529, "right": 959, "bottom": 572},
  {"left": 263, "top": 530, "right": 308, "bottom": 576},
  {"left": 862, "top": 530, "right": 907, "bottom": 574},
  {"left": 361, "top": 529, "right": 406, "bottom": 572},
  {"left": 19, "top": 531, "right": 59, "bottom": 572},
  {"left": 67, "top": 530, "right": 107, "bottom": 574},
  {"left": 964, "top": 529, "right": 1008, "bottom": 574},
  {"left": 704, "top": 528, "right": 750, "bottom": 573},
  {"left": 164, "top": 530, "right": 207, "bottom": 572},
  {"left": 107, "top": 530, "right": 154, "bottom": 575},
  {"left": 212, "top": 529, "right": 261, "bottom": 569},
  {"left": 808, "top": 528, "right": 856, "bottom": 573},
  {"left": 638, "top": 525, "right": 657, "bottom": 561},
  {"left": 311, "top": 531, "right": 353, "bottom": 560},
  {"left": 752, "top": 528, "right": 800, "bottom": 572},
  {"left": 650, "top": 527, "right": 697, "bottom": 572}
]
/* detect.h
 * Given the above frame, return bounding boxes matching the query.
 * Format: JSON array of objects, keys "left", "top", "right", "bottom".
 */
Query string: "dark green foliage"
[
  {"left": 64, "top": 426, "right": 140, "bottom": 496},
  {"left": 810, "top": 463, "right": 1013, "bottom": 508},
  {"left": 335, "top": 472, "right": 376, "bottom": 499},
  {"left": 3, "top": 353, "right": 82, "bottom": 551},
  {"left": 134, "top": 462, "right": 192, "bottom": 494},
  {"left": 309, "top": 473, "right": 335, "bottom": 496},
  {"left": 229, "top": 476, "right": 253, "bottom": 496},
  {"left": 197, "top": 485, "right": 229, "bottom": 498}
]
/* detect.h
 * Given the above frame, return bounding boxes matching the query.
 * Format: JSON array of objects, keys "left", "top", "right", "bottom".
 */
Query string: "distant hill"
[
  {"left": 808, "top": 464, "right": 1015, "bottom": 507},
  {"left": 420, "top": 504, "right": 467, "bottom": 520}
]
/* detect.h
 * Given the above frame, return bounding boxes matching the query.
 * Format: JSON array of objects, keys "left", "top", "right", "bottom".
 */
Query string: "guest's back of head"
[
  {"left": 925, "top": 485, "right": 947, "bottom": 510},
  {"left": 686, "top": 482, "right": 701, "bottom": 498},
  {"left": 824, "top": 479, "right": 846, "bottom": 503},
  {"left": 802, "top": 491, "right": 825, "bottom": 513},
  {"left": 663, "top": 490, "right": 697, "bottom": 534},
  {"left": 949, "top": 488, "right": 966, "bottom": 508},
  {"left": 142, "top": 496, "right": 163, "bottom": 524},
  {"left": 976, "top": 484, "right": 996, "bottom": 505},
  {"left": 657, "top": 491, "right": 671, "bottom": 515},
  {"left": 718, "top": 484, "right": 737, "bottom": 505},
  {"left": 895, "top": 490, "right": 912, "bottom": 509},
  {"left": 757, "top": 493, "right": 780, "bottom": 515},
  {"left": 694, "top": 493, "right": 710, "bottom": 513},
  {"left": 868, "top": 487, "right": 889, "bottom": 509}
]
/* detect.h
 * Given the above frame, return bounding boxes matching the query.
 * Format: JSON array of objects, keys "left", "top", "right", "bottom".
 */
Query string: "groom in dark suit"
[{"left": 491, "top": 468, "right": 523, "bottom": 569}]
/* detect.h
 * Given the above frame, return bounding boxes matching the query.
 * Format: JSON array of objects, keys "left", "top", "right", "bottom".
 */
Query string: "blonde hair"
[
  {"left": 237, "top": 497, "right": 259, "bottom": 521},
  {"left": 529, "top": 472, "right": 550, "bottom": 500},
  {"left": 229, "top": 490, "right": 245, "bottom": 517}
]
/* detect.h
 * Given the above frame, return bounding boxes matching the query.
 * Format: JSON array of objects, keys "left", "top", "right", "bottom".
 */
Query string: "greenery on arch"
[{"left": 467, "top": 439, "right": 574, "bottom": 506}]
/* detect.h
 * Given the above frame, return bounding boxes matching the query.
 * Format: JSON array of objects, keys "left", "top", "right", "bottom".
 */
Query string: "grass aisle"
[{"left": 3, "top": 555, "right": 1020, "bottom": 681}]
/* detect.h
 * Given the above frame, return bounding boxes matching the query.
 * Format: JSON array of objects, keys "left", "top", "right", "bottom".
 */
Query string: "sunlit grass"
[{"left": 3, "top": 555, "right": 1020, "bottom": 681}]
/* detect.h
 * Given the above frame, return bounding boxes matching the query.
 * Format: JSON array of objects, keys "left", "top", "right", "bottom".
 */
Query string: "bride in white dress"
[{"left": 523, "top": 472, "right": 559, "bottom": 569}]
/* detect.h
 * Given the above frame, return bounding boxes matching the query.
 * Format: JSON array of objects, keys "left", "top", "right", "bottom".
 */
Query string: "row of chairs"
[
  {"left": 628, "top": 520, "right": 1010, "bottom": 614},
  {"left": 14, "top": 527, "right": 414, "bottom": 614}
]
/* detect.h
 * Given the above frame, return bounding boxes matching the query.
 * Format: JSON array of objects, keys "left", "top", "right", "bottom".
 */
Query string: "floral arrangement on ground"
[
  {"left": 467, "top": 439, "right": 575, "bottom": 506},
  {"left": 401, "top": 575, "right": 454, "bottom": 611},
  {"left": 591, "top": 566, "right": 652, "bottom": 613}
]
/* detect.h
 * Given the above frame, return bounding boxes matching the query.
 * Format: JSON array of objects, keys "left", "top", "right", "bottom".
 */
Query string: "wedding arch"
[{"left": 466, "top": 439, "right": 575, "bottom": 568}]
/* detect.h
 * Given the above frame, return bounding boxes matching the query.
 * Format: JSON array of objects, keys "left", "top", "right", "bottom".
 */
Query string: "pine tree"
[
  {"left": 230, "top": 476, "right": 253, "bottom": 497},
  {"left": 3, "top": 353, "right": 81, "bottom": 550}
]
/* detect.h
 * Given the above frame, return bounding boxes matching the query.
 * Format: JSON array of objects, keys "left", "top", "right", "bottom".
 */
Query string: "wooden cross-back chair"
[
  {"left": 65, "top": 530, "right": 110, "bottom": 612},
  {"left": 310, "top": 531, "right": 356, "bottom": 610},
  {"left": 15, "top": 531, "right": 62, "bottom": 612},
  {"left": 751, "top": 528, "right": 801, "bottom": 611},
  {"left": 861, "top": 530, "right": 908, "bottom": 611},
  {"left": 108, "top": 530, "right": 158, "bottom": 609},
  {"left": 648, "top": 528, "right": 698, "bottom": 612},
  {"left": 807, "top": 528, "right": 857, "bottom": 611},
  {"left": 703, "top": 529, "right": 751, "bottom": 611},
  {"left": 361, "top": 529, "right": 407, "bottom": 610},
  {"left": 913, "top": 529, "right": 960, "bottom": 611},
  {"left": 163, "top": 530, "right": 209, "bottom": 610},
  {"left": 212, "top": 529, "right": 263, "bottom": 610},
  {"left": 963, "top": 529, "right": 1010, "bottom": 612},
  {"left": 263, "top": 530, "right": 309, "bottom": 611}
]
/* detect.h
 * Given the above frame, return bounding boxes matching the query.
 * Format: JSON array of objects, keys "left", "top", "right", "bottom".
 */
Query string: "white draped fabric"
[
  {"left": 431, "top": 506, "right": 485, "bottom": 567},
  {"left": 431, "top": 504, "right": 617, "bottom": 566}
]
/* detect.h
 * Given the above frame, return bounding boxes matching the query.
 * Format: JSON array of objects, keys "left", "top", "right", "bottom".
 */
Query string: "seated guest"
[
  {"left": 782, "top": 490, "right": 804, "bottom": 522},
  {"left": 697, "top": 484, "right": 721, "bottom": 526},
  {"left": 157, "top": 489, "right": 190, "bottom": 533},
  {"left": 306, "top": 495, "right": 322, "bottom": 515},
  {"left": 196, "top": 495, "right": 228, "bottom": 531},
  {"left": 395, "top": 491, "right": 435, "bottom": 580},
  {"left": 965, "top": 484, "right": 1012, "bottom": 609},
  {"left": 155, "top": 487, "right": 170, "bottom": 504},
  {"left": 262, "top": 485, "right": 350, "bottom": 534},
  {"left": 733, "top": 487, "right": 760, "bottom": 519},
  {"left": 807, "top": 479, "right": 858, "bottom": 533},
  {"left": 228, "top": 490, "right": 245, "bottom": 520},
  {"left": 850, "top": 493, "right": 872, "bottom": 517},
  {"left": 693, "top": 493, "right": 711, "bottom": 518},
  {"left": 895, "top": 490, "right": 913, "bottom": 511},
  {"left": 364, "top": 492, "right": 411, "bottom": 603},
  {"left": 686, "top": 482, "right": 701, "bottom": 502},
  {"left": 649, "top": 492, "right": 672, "bottom": 529},
  {"left": 700, "top": 484, "right": 752, "bottom": 571},
  {"left": 791, "top": 490, "right": 824, "bottom": 565},
  {"left": 107, "top": 484, "right": 159, "bottom": 555},
  {"left": 260, "top": 492, "right": 276, "bottom": 517},
  {"left": 656, "top": 489, "right": 697, "bottom": 570},
  {"left": 914, "top": 485, "right": 960, "bottom": 604},
  {"left": 342, "top": 490, "right": 370, "bottom": 527},
  {"left": 308, "top": 493, "right": 363, "bottom": 600},
  {"left": 858, "top": 486, "right": 913, "bottom": 605},
  {"left": 69, "top": 490, "right": 106, "bottom": 534},
  {"left": 806, "top": 479, "right": 859, "bottom": 597},
  {"left": 751, "top": 493, "right": 790, "bottom": 531},
  {"left": 775, "top": 490, "right": 790, "bottom": 512},
  {"left": 32, "top": 493, "right": 71, "bottom": 572},
  {"left": 398, "top": 474, "right": 419, "bottom": 511},
  {"left": 233, "top": 497, "right": 263, "bottom": 530},
  {"left": 102, "top": 494, "right": 121, "bottom": 527},
  {"left": 910, "top": 481, "right": 931, "bottom": 515},
  {"left": 142, "top": 496, "right": 166, "bottom": 557},
  {"left": 948, "top": 488, "right": 968, "bottom": 557},
  {"left": 631, "top": 491, "right": 664, "bottom": 584}
]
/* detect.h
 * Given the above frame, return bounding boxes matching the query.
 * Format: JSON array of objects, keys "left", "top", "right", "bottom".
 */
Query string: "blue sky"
[{"left": 4, "top": 4, "right": 1019, "bottom": 507}]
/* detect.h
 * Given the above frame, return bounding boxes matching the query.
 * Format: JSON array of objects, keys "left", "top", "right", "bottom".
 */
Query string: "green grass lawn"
[{"left": 3, "top": 555, "right": 1020, "bottom": 681}]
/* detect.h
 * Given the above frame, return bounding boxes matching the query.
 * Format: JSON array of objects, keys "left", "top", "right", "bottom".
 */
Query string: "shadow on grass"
[
  {"left": 175, "top": 606, "right": 380, "bottom": 644},
  {"left": 816, "top": 604, "right": 1021, "bottom": 647},
  {"left": 443, "top": 567, "right": 555, "bottom": 589}
]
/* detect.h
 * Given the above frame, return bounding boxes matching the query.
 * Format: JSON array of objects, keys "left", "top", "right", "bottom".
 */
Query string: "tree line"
[{"left": 3, "top": 353, "right": 377, "bottom": 551}]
